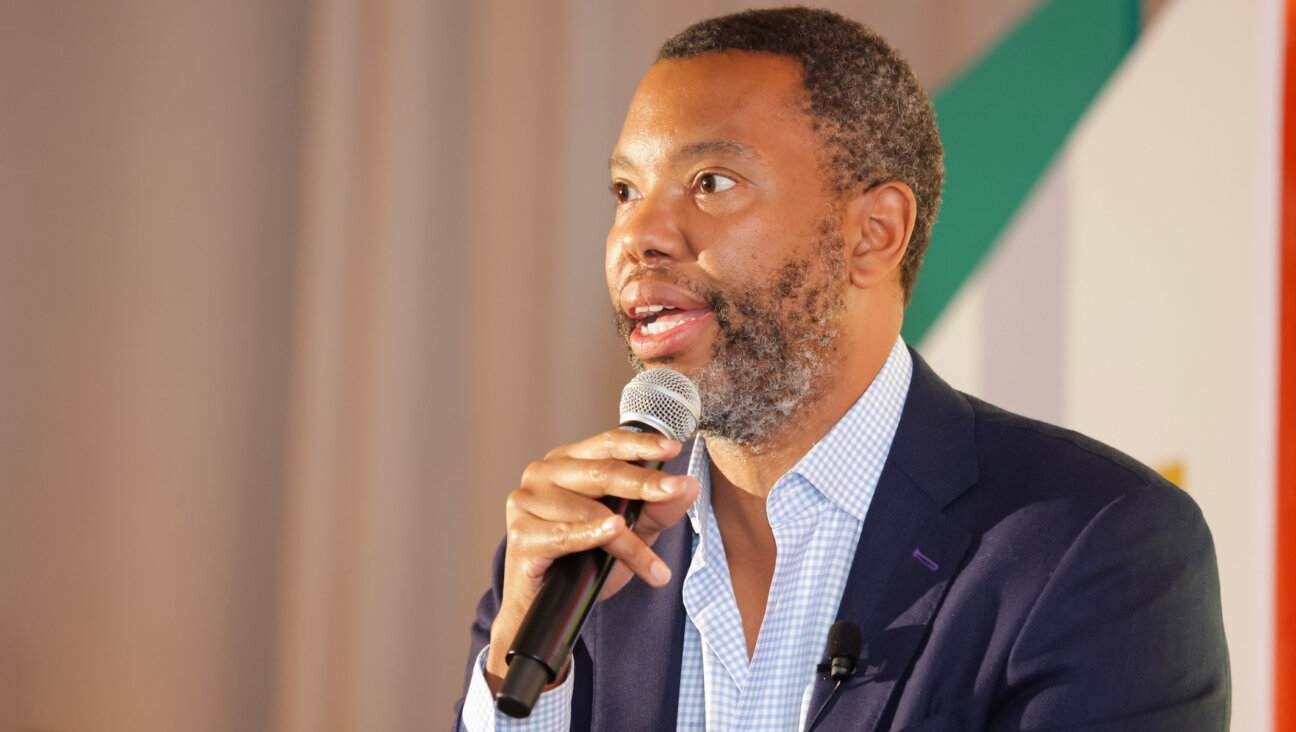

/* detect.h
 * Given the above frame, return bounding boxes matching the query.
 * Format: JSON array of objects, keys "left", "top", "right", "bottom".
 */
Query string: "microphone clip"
[
  {"left": 815, "top": 654, "right": 858, "bottom": 682},
  {"left": 815, "top": 619, "right": 862, "bottom": 682}
]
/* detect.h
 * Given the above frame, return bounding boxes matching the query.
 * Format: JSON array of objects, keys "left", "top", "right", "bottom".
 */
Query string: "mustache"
[{"left": 611, "top": 268, "right": 728, "bottom": 334}]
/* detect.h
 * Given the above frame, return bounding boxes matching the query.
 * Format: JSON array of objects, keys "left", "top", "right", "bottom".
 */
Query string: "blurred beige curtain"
[
  {"left": 0, "top": 1, "right": 1040, "bottom": 730},
  {"left": 268, "top": 0, "right": 629, "bottom": 728}
]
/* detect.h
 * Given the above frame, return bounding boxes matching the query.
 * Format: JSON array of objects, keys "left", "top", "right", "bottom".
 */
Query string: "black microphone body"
[
  {"left": 495, "top": 371, "right": 700, "bottom": 718},
  {"left": 494, "top": 428, "right": 660, "bottom": 719}
]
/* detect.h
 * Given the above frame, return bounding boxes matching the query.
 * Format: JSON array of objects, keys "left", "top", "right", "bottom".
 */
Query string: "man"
[{"left": 457, "top": 7, "right": 1229, "bottom": 730}]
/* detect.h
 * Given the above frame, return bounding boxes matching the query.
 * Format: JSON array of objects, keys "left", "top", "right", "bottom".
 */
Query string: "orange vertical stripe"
[{"left": 1278, "top": 0, "right": 1296, "bottom": 728}]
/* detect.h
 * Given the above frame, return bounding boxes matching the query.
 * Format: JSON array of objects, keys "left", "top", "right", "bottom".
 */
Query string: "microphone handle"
[{"left": 495, "top": 452, "right": 664, "bottom": 718}]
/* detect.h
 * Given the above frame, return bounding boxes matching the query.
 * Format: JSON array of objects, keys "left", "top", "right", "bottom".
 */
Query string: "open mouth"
[
  {"left": 617, "top": 279, "right": 716, "bottom": 361},
  {"left": 633, "top": 304, "right": 710, "bottom": 336}
]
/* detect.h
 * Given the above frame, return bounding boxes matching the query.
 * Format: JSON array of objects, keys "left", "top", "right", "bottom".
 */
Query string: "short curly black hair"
[{"left": 657, "top": 7, "right": 944, "bottom": 304}]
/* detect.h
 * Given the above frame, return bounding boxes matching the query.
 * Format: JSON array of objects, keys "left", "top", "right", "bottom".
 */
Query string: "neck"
[
  {"left": 704, "top": 334, "right": 895, "bottom": 500},
  {"left": 703, "top": 412, "right": 832, "bottom": 499}
]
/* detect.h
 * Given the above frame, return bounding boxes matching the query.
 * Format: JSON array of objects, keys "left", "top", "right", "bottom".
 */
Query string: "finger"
[
  {"left": 546, "top": 429, "right": 683, "bottom": 463},
  {"left": 634, "top": 475, "right": 702, "bottom": 534},
  {"left": 599, "top": 524, "right": 673, "bottom": 588},
  {"left": 507, "top": 483, "right": 616, "bottom": 526},
  {"left": 505, "top": 512, "right": 627, "bottom": 576},
  {"left": 509, "top": 473, "right": 697, "bottom": 543},
  {"left": 598, "top": 475, "right": 699, "bottom": 592},
  {"left": 521, "top": 456, "right": 689, "bottom": 502}
]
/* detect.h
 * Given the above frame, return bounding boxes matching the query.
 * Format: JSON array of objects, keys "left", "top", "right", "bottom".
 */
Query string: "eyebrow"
[{"left": 608, "top": 139, "right": 760, "bottom": 172}]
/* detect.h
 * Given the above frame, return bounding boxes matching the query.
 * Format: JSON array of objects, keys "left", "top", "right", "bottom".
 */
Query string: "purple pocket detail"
[{"left": 912, "top": 549, "right": 938, "bottom": 571}]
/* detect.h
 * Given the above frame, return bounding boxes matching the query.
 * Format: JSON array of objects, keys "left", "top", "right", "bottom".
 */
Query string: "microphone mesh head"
[
  {"left": 619, "top": 369, "right": 702, "bottom": 442},
  {"left": 826, "top": 620, "right": 863, "bottom": 659}
]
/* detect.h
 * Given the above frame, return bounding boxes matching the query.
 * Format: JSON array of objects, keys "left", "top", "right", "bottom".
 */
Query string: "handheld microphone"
[
  {"left": 808, "top": 620, "right": 862, "bottom": 729},
  {"left": 495, "top": 368, "right": 701, "bottom": 718}
]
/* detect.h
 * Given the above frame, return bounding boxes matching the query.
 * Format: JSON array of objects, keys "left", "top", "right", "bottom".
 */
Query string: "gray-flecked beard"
[{"left": 614, "top": 226, "right": 848, "bottom": 450}]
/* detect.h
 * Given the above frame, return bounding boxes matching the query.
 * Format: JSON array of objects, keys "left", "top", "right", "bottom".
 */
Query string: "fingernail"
[
  {"left": 657, "top": 436, "right": 675, "bottom": 450},
  {"left": 600, "top": 515, "right": 620, "bottom": 534},
  {"left": 649, "top": 560, "right": 671, "bottom": 586},
  {"left": 645, "top": 477, "right": 674, "bottom": 499},
  {"left": 657, "top": 476, "right": 687, "bottom": 496}
]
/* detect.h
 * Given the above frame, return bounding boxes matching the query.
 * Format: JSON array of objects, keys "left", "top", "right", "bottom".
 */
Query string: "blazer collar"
[{"left": 805, "top": 350, "right": 977, "bottom": 731}]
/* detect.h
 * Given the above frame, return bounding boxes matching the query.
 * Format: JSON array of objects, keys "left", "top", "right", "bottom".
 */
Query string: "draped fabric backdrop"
[{"left": 0, "top": 1, "right": 1269, "bottom": 730}]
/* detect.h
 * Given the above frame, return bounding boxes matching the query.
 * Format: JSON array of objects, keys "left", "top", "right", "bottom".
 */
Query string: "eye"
[
  {"left": 611, "top": 181, "right": 642, "bottom": 203},
  {"left": 696, "top": 172, "right": 737, "bottom": 195}
]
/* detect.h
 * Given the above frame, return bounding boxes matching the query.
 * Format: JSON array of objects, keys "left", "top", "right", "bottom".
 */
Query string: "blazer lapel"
[
  {"left": 805, "top": 352, "right": 978, "bottom": 731},
  {"left": 579, "top": 444, "right": 696, "bottom": 732}
]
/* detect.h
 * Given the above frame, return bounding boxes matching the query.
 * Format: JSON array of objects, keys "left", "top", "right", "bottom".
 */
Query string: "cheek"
[
  {"left": 694, "top": 211, "right": 810, "bottom": 283},
  {"left": 604, "top": 231, "right": 621, "bottom": 289}
]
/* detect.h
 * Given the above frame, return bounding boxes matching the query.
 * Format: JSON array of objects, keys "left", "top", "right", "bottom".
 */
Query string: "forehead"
[{"left": 612, "top": 52, "right": 821, "bottom": 168}]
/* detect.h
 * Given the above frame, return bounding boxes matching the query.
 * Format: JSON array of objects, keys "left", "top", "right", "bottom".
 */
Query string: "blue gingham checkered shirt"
[{"left": 462, "top": 337, "right": 912, "bottom": 730}]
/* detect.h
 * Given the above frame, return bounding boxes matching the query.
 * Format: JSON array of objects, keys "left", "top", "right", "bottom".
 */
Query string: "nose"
[{"left": 609, "top": 193, "right": 691, "bottom": 268}]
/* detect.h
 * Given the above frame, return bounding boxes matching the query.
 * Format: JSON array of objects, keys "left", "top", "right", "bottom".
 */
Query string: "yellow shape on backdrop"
[{"left": 1157, "top": 461, "right": 1185, "bottom": 491}]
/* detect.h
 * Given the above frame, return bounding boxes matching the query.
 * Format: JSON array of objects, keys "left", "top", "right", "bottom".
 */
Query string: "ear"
[{"left": 841, "top": 181, "right": 916, "bottom": 291}]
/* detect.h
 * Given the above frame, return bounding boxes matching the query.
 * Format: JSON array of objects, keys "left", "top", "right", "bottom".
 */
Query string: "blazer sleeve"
[
  {"left": 454, "top": 539, "right": 507, "bottom": 728},
  {"left": 988, "top": 482, "right": 1230, "bottom": 731}
]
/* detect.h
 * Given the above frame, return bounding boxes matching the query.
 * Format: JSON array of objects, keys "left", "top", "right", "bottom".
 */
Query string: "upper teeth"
[{"left": 634, "top": 304, "right": 674, "bottom": 316}]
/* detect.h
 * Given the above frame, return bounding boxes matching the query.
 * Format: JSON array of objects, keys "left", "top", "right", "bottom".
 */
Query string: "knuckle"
[
  {"left": 504, "top": 488, "right": 529, "bottom": 515},
  {"left": 506, "top": 525, "right": 526, "bottom": 549},
  {"left": 520, "top": 460, "right": 546, "bottom": 486},
  {"left": 551, "top": 522, "right": 577, "bottom": 550},
  {"left": 584, "top": 459, "right": 612, "bottom": 487},
  {"left": 518, "top": 557, "right": 548, "bottom": 580},
  {"left": 601, "top": 431, "right": 623, "bottom": 450}
]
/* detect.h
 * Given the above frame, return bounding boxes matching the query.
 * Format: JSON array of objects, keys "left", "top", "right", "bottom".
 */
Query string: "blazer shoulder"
[{"left": 962, "top": 392, "right": 1185, "bottom": 500}]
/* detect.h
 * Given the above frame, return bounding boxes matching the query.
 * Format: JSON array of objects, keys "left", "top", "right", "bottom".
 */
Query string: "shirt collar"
[
  {"left": 686, "top": 440, "right": 711, "bottom": 535},
  {"left": 686, "top": 336, "right": 913, "bottom": 527},
  {"left": 790, "top": 337, "right": 912, "bottom": 519}
]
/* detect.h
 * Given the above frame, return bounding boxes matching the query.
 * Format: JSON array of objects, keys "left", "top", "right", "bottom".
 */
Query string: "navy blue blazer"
[{"left": 457, "top": 352, "right": 1229, "bottom": 730}]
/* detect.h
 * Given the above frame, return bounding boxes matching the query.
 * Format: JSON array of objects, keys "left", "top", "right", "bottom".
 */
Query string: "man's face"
[{"left": 606, "top": 52, "right": 851, "bottom": 445}]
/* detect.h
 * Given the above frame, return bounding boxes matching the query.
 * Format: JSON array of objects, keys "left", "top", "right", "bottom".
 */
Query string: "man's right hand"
[{"left": 483, "top": 428, "right": 701, "bottom": 694}]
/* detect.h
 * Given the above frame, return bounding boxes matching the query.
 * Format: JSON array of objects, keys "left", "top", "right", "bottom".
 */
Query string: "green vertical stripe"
[{"left": 903, "top": 0, "right": 1140, "bottom": 344}]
